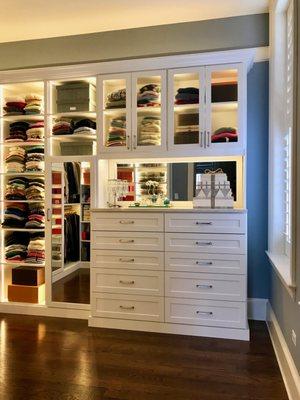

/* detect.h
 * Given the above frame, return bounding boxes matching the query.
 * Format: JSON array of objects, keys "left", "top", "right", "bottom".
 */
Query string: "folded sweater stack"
[
  {"left": 52, "top": 119, "right": 73, "bottom": 135},
  {"left": 137, "top": 84, "right": 160, "bottom": 107},
  {"left": 25, "top": 146, "right": 44, "bottom": 172},
  {"left": 106, "top": 88, "right": 126, "bottom": 109},
  {"left": 106, "top": 115, "right": 126, "bottom": 147},
  {"left": 4, "top": 97, "right": 26, "bottom": 115},
  {"left": 26, "top": 121, "right": 44, "bottom": 142},
  {"left": 24, "top": 94, "right": 43, "bottom": 115},
  {"left": 2, "top": 202, "right": 28, "bottom": 228},
  {"left": 25, "top": 178, "right": 45, "bottom": 201},
  {"left": 25, "top": 203, "right": 45, "bottom": 229},
  {"left": 5, "top": 147, "right": 26, "bottom": 173},
  {"left": 5, "top": 177, "right": 28, "bottom": 200},
  {"left": 211, "top": 127, "right": 238, "bottom": 143},
  {"left": 5, "top": 121, "right": 30, "bottom": 142},
  {"left": 138, "top": 116, "right": 161, "bottom": 146},
  {"left": 26, "top": 232, "right": 45, "bottom": 264},
  {"left": 73, "top": 118, "right": 96, "bottom": 135},
  {"left": 175, "top": 87, "right": 199, "bottom": 105},
  {"left": 5, "top": 232, "right": 30, "bottom": 262}
]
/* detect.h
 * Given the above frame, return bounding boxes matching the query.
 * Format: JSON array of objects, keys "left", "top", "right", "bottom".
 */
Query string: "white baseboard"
[
  {"left": 247, "top": 298, "right": 268, "bottom": 321},
  {"left": 267, "top": 304, "right": 300, "bottom": 400}
]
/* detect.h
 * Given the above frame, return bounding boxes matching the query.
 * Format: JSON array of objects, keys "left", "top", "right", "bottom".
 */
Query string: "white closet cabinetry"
[{"left": 90, "top": 210, "right": 249, "bottom": 341}]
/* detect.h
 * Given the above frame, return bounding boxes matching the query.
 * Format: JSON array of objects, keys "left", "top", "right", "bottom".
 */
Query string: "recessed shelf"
[
  {"left": 50, "top": 111, "right": 96, "bottom": 119},
  {"left": 211, "top": 101, "right": 238, "bottom": 111},
  {"left": 48, "top": 134, "right": 96, "bottom": 142},
  {"left": 103, "top": 108, "right": 126, "bottom": 114},
  {"left": 137, "top": 106, "right": 161, "bottom": 113},
  {"left": 1, "top": 228, "right": 45, "bottom": 232},
  {"left": 1, "top": 261, "right": 45, "bottom": 267},
  {"left": 0, "top": 172, "right": 45, "bottom": 176},
  {"left": 174, "top": 104, "right": 199, "bottom": 112},
  {"left": 0, "top": 141, "right": 45, "bottom": 147},
  {"left": 0, "top": 114, "right": 44, "bottom": 121},
  {"left": 81, "top": 220, "right": 90, "bottom": 223},
  {"left": 1, "top": 200, "right": 45, "bottom": 203}
]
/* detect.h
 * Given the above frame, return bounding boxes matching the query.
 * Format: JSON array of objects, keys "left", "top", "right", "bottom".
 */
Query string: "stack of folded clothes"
[
  {"left": 5, "top": 147, "right": 26, "bottom": 173},
  {"left": 52, "top": 119, "right": 73, "bottom": 135},
  {"left": 175, "top": 87, "right": 199, "bottom": 105},
  {"left": 106, "top": 88, "right": 126, "bottom": 109},
  {"left": 73, "top": 118, "right": 96, "bottom": 135},
  {"left": 106, "top": 115, "right": 126, "bottom": 147},
  {"left": 137, "top": 84, "right": 160, "bottom": 107},
  {"left": 25, "top": 146, "right": 44, "bottom": 172},
  {"left": 24, "top": 94, "right": 43, "bottom": 115},
  {"left": 26, "top": 121, "right": 44, "bottom": 142},
  {"left": 5, "top": 232, "right": 30, "bottom": 262},
  {"left": 25, "top": 203, "right": 45, "bottom": 229},
  {"left": 2, "top": 202, "right": 28, "bottom": 228},
  {"left": 5, "top": 121, "right": 30, "bottom": 142},
  {"left": 5, "top": 177, "right": 28, "bottom": 200},
  {"left": 138, "top": 116, "right": 161, "bottom": 146},
  {"left": 3, "top": 97, "right": 26, "bottom": 115},
  {"left": 25, "top": 177, "right": 45, "bottom": 200},
  {"left": 211, "top": 127, "right": 238, "bottom": 143},
  {"left": 25, "top": 232, "right": 45, "bottom": 264}
]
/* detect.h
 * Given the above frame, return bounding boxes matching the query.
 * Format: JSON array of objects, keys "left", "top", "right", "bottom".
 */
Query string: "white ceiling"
[{"left": 0, "top": 0, "right": 269, "bottom": 44}]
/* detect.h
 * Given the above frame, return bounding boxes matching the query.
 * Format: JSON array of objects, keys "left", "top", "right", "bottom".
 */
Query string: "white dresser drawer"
[
  {"left": 165, "top": 298, "right": 247, "bottom": 329},
  {"left": 92, "top": 268, "right": 164, "bottom": 296},
  {"left": 165, "top": 272, "right": 246, "bottom": 301},
  {"left": 92, "top": 212, "right": 163, "bottom": 232},
  {"left": 165, "top": 212, "right": 246, "bottom": 234},
  {"left": 92, "top": 293, "right": 164, "bottom": 322},
  {"left": 92, "top": 250, "right": 164, "bottom": 271},
  {"left": 165, "top": 252, "right": 246, "bottom": 275},
  {"left": 165, "top": 233, "right": 246, "bottom": 254},
  {"left": 92, "top": 231, "right": 164, "bottom": 251}
]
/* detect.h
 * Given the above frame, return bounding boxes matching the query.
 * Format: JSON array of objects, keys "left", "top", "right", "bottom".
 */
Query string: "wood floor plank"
[{"left": 0, "top": 314, "right": 288, "bottom": 400}]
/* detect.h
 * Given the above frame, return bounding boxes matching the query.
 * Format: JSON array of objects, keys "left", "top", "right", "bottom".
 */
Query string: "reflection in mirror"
[
  {"left": 117, "top": 161, "right": 237, "bottom": 202},
  {"left": 51, "top": 161, "right": 91, "bottom": 305}
]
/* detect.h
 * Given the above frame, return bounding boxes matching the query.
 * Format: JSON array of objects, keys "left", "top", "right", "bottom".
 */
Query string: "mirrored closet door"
[{"left": 46, "top": 160, "right": 92, "bottom": 305}]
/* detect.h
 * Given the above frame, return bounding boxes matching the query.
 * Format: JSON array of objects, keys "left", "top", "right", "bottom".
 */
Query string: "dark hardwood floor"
[
  {"left": 52, "top": 268, "right": 90, "bottom": 304},
  {"left": 0, "top": 315, "right": 288, "bottom": 400}
]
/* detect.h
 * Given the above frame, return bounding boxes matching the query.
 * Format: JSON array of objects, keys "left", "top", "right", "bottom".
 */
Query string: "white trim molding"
[
  {"left": 247, "top": 298, "right": 268, "bottom": 320},
  {"left": 267, "top": 304, "right": 300, "bottom": 400}
]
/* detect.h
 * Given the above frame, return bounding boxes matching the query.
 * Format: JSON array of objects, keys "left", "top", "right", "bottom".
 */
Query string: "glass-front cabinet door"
[
  {"left": 132, "top": 70, "right": 166, "bottom": 152},
  {"left": 98, "top": 73, "right": 131, "bottom": 153},
  {"left": 205, "top": 64, "right": 244, "bottom": 153},
  {"left": 168, "top": 67, "right": 205, "bottom": 151}
]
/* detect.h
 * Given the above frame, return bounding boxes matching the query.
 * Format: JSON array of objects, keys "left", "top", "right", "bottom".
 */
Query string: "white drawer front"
[
  {"left": 92, "top": 293, "right": 164, "bottom": 322},
  {"left": 165, "top": 272, "right": 246, "bottom": 301},
  {"left": 165, "top": 252, "right": 246, "bottom": 275},
  {"left": 92, "top": 212, "right": 163, "bottom": 232},
  {"left": 92, "top": 231, "right": 164, "bottom": 251},
  {"left": 165, "top": 213, "right": 246, "bottom": 234},
  {"left": 165, "top": 233, "right": 246, "bottom": 254},
  {"left": 92, "top": 250, "right": 164, "bottom": 271},
  {"left": 92, "top": 268, "right": 164, "bottom": 296},
  {"left": 165, "top": 298, "right": 247, "bottom": 329}
]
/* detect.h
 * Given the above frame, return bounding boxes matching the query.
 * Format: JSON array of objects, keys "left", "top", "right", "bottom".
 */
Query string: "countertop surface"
[{"left": 91, "top": 207, "right": 247, "bottom": 213}]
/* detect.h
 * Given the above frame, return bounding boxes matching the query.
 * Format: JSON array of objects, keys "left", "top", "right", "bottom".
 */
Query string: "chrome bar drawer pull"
[
  {"left": 196, "top": 261, "right": 213, "bottom": 266},
  {"left": 196, "top": 311, "right": 213, "bottom": 316},
  {"left": 119, "top": 220, "right": 135, "bottom": 224},
  {"left": 119, "top": 258, "right": 135, "bottom": 263},
  {"left": 195, "top": 241, "right": 213, "bottom": 246},
  {"left": 119, "top": 280, "right": 135, "bottom": 285},
  {"left": 195, "top": 221, "right": 213, "bottom": 225},
  {"left": 196, "top": 284, "right": 213, "bottom": 289},
  {"left": 119, "top": 305, "right": 135, "bottom": 310},
  {"left": 119, "top": 239, "right": 135, "bottom": 243}
]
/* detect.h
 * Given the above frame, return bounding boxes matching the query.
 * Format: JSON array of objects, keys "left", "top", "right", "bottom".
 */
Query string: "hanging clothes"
[
  {"left": 64, "top": 162, "right": 80, "bottom": 203},
  {"left": 64, "top": 212, "right": 80, "bottom": 262}
]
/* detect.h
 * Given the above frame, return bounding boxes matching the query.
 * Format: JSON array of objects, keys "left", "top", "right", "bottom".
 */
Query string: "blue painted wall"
[{"left": 247, "top": 61, "right": 270, "bottom": 299}]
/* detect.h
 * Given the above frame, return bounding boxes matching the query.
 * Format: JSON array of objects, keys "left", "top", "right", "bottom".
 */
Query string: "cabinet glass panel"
[
  {"left": 103, "top": 78, "right": 127, "bottom": 149},
  {"left": 173, "top": 72, "right": 200, "bottom": 146},
  {"left": 209, "top": 68, "right": 238, "bottom": 146},
  {"left": 136, "top": 75, "right": 162, "bottom": 148}
]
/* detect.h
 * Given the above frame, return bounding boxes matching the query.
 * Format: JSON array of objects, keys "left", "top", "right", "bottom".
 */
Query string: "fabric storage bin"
[
  {"left": 60, "top": 142, "right": 93, "bottom": 156},
  {"left": 8, "top": 284, "right": 45, "bottom": 303},
  {"left": 56, "top": 81, "right": 96, "bottom": 112},
  {"left": 212, "top": 83, "right": 237, "bottom": 102},
  {"left": 12, "top": 267, "right": 45, "bottom": 286}
]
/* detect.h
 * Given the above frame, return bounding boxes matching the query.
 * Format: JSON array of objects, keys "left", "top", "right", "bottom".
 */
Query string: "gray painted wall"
[
  {"left": 0, "top": 13, "right": 268, "bottom": 70},
  {"left": 269, "top": 1, "right": 300, "bottom": 374}
]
